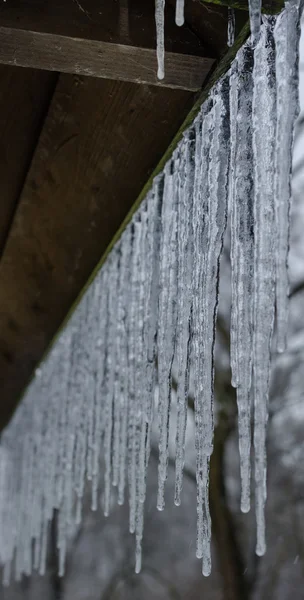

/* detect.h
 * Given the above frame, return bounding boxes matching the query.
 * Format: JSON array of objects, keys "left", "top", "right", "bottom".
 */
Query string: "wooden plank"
[
  {"left": 0, "top": 26, "right": 215, "bottom": 91},
  {"left": 0, "top": 75, "right": 195, "bottom": 430},
  {"left": 0, "top": 65, "right": 57, "bottom": 256}
]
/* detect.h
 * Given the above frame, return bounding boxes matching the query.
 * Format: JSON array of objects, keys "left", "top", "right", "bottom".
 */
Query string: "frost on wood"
[{"left": 0, "top": 3, "right": 301, "bottom": 584}]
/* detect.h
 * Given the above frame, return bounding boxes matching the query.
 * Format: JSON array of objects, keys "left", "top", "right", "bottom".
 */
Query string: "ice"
[
  {"left": 229, "top": 43, "right": 254, "bottom": 513},
  {"left": 175, "top": 0, "right": 185, "bottom": 26},
  {"left": 248, "top": 0, "right": 262, "bottom": 46},
  {"left": 103, "top": 251, "right": 120, "bottom": 518},
  {"left": 274, "top": 0, "right": 301, "bottom": 352},
  {"left": 174, "top": 132, "right": 195, "bottom": 507},
  {"left": 192, "top": 75, "right": 230, "bottom": 576},
  {"left": 0, "top": 7, "right": 301, "bottom": 581},
  {"left": 157, "top": 162, "right": 178, "bottom": 511},
  {"left": 227, "top": 7, "right": 235, "bottom": 47},
  {"left": 155, "top": 0, "right": 165, "bottom": 80},
  {"left": 252, "top": 16, "right": 277, "bottom": 556}
]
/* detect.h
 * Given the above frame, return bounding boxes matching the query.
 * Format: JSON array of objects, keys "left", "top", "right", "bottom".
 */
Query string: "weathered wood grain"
[
  {"left": 0, "top": 66, "right": 57, "bottom": 256},
  {"left": 0, "top": 26, "right": 215, "bottom": 91},
  {"left": 0, "top": 74, "right": 195, "bottom": 430}
]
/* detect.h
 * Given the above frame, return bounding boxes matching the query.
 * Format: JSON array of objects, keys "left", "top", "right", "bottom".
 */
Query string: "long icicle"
[
  {"left": 174, "top": 132, "right": 195, "bottom": 507},
  {"left": 252, "top": 16, "right": 276, "bottom": 557},
  {"left": 193, "top": 75, "right": 230, "bottom": 576},
  {"left": 274, "top": 0, "right": 301, "bottom": 352},
  {"left": 230, "top": 43, "right": 255, "bottom": 514},
  {"left": 157, "top": 161, "right": 178, "bottom": 511}
]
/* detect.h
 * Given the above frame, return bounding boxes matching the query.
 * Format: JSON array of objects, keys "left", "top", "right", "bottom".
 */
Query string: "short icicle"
[
  {"left": 175, "top": 0, "right": 185, "bottom": 26},
  {"left": 155, "top": 0, "right": 165, "bottom": 80},
  {"left": 248, "top": 0, "right": 262, "bottom": 47},
  {"left": 227, "top": 7, "right": 236, "bottom": 47}
]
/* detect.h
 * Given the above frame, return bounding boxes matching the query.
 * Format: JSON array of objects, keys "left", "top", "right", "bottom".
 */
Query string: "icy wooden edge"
[
  {"left": 199, "top": 0, "right": 284, "bottom": 14},
  {"left": 13, "top": 20, "right": 251, "bottom": 414}
]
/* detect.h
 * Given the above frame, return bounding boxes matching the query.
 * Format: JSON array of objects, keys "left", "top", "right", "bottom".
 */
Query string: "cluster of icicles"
[
  {"left": 0, "top": 3, "right": 301, "bottom": 584},
  {"left": 156, "top": 0, "right": 264, "bottom": 79}
]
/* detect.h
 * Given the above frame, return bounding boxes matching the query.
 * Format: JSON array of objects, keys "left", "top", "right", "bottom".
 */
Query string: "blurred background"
[{"left": 1, "top": 18, "right": 304, "bottom": 600}]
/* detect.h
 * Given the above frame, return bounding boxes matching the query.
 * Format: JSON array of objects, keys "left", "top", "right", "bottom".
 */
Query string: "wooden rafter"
[{"left": 0, "top": 26, "right": 214, "bottom": 91}]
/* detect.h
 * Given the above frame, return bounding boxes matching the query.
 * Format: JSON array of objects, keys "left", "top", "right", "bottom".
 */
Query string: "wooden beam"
[
  {"left": 0, "top": 0, "right": 215, "bottom": 90},
  {"left": 0, "top": 65, "right": 57, "bottom": 256},
  {"left": 0, "top": 26, "right": 214, "bottom": 91},
  {"left": 0, "top": 74, "right": 196, "bottom": 430}
]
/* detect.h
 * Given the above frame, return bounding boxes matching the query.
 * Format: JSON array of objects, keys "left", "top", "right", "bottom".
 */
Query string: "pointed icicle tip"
[{"left": 175, "top": 0, "right": 185, "bottom": 26}]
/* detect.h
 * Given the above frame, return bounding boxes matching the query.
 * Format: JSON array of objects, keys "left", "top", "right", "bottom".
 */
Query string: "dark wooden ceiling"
[{"left": 0, "top": 0, "right": 245, "bottom": 430}]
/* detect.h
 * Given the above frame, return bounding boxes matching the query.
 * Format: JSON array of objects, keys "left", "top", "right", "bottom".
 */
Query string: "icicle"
[
  {"left": 229, "top": 61, "right": 239, "bottom": 390},
  {"left": 112, "top": 234, "right": 131, "bottom": 490},
  {"left": 227, "top": 7, "right": 235, "bottom": 47},
  {"left": 91, "top": 270, "right": 108, "bottom": 511},
  {"left": 130, "top": 205, "right": 149, "bottom": 568},
  {"left": 274, "top": 0, "right": 301, "bottom": 352},
  {"left": 252, "top": 16, "right": 276, "bottom": 557},
  {"left": 103, "top": 250, "right": 120, "bottom": 518},
  {"left": 193, "top": 76, "right": 230, "bottom": 576},
  {"left": 230, "top": 43, "right": 255, "bottom": 514},
  {"left": 127, "top": 215, "right": 146, "bottom": 533},
  {"left": 157, "top": 162, "right": 178, "bottom": 511},
  {"left": 108, "top": 227, "right": 131, "bottom": 505},
  {"left": 248, "top": 0, "right": 262, "bottom": 47},
  {"left": 155, "top": 0, "right": 165, "bottom": 80},
  {"left": 175, "top": 0, "right": 184, "bottom": 26},
  {"left": 174, "top": 132, "right": 194, "bottom": 507},
  {"left": 137, "top": 183, "right": 161, "bottom": 508},
  {"left": 0, "top": 9, "right": 300, "bottom": 581}
]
